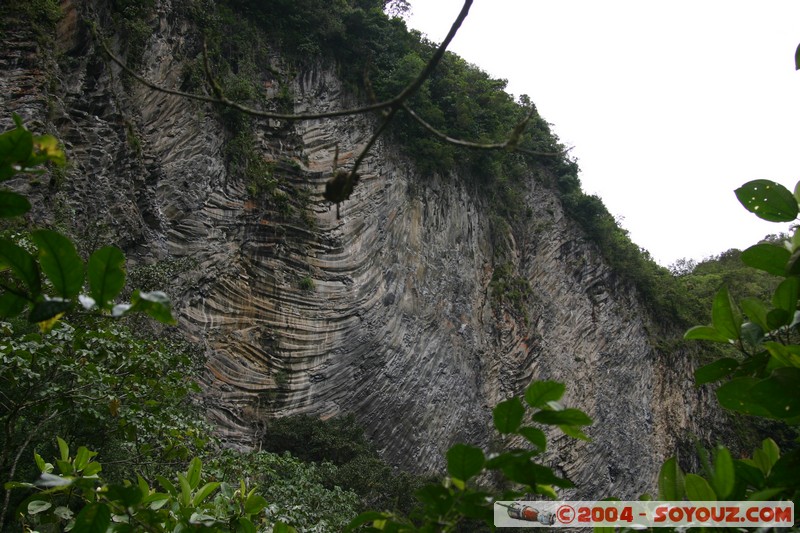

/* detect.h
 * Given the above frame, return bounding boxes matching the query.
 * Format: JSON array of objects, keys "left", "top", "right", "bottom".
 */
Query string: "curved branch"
[
  {"left": 401, "top": 104, "right": 566, "bottom": 157},
  {"left": 93, "top": 0, "right": 473, "bottom": 124}
]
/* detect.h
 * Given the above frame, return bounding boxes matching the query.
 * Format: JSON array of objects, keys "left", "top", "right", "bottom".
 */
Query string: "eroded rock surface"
[{"left": 0, "top": 0, "right": 739, "bottom": 499}]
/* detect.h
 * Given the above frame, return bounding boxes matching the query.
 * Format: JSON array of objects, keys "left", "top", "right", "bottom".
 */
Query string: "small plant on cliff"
[{"left": 298, "top": 275, "right": 315, "bottom": 291}]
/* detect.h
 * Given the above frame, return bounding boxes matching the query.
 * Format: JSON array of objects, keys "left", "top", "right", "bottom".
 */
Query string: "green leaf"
[
  {"left": 72, "top": 502, "right": 111, "bottom": 533},
  {"left": 716, "top": 377, "right": 772, "bottom": 417},
  {"left": 236, "top": 516, "right": 258, "bottom": 533},
  {"left": 741, "top": 243, "right": 790, "bottom": 275},
  {"left": 243, "top": 493, "right": 267, "bottom": 515},
  {"left": 684, "top": 473, "right": 717, "bottom": 501},
  {"left": 57, "top": 437, "right": 69, "bottom": 462},
  {"left": 684, "top": 325, "right": 730, "bottom": 343},
  {"left": 535, "top": 484, "right": 558, "bottom": 499},
  {"left": 740, "top": 298, "right": 770, "bottom": 332},
  {"left": 0, "top": 291, "right": 27, "bottom": 317},
  {"left": 73, "top": 446, "right": 94, "bottom": 471},
  {"left": 177, "top": 473, "right": 191, "bottom": 507},
  {"left": 767, "top": 448, "right": 800, "bottom": 488},
  {"left": 772, "top": 278, "right": 799, "bottom": 315},
  {"left": 712, "top": 447, "right": 735, "bottom": 499},
  {"left": 735, "top": 459, "right": 765, "bottom": 488},
  {"left": 750, "top": 367, "right": 800, "bottom": 419},
  {"left": 106, "top": 485, "right": 143, "bottom": 507},
  {"left": 131, "top": 290, "right": 176, "bottom": 324},
  {"left": 0, "top": 239, "right": 40, "bottom": 294},
  {"left": 711, "top": 286, "right": 741, "bottom": 341},
  {"left": 761, "top": 438, "right": 781, "bottom": 468},
  {"left": 192, "top": 482, "right": 220, "bottom": 506},
  {"left": 767, "top": 308, "right": 791, "bottom": 330},
  {"left": 517, "top": 426, "right": 546, "bottom": 452},
  {"left": 764, "top": 342, "right": 800, "bottom": 370},
  {"left": 0, "top": 124, "right": 33, "bottom": 168},
  {"left": 31, "top": 134, "right": 66, "bottom": 167},
  {"left": 88, "top": 246, "right": 126, "bottom": 309},
  {"left": 82, "top": 461, "right": 102, "bottom": 477},
  {"left": 34, "top": 452, "right": 46, "bottom": 473},
  {"left": 186, "top": 457, "right": 201, "bottom": 490},
  {"left": 694, "top": 358, "right": 739, "bottom": 385},
  {"left": 559, "top": 424, "right": 590, "bottom": 441},
  {"left": 0, "top": 190, "right": 31, "bottom": 218},
  {"left": 31, "top": 230, "right": 84, "bottom": 298},
  {"left": 658, "top": 457, "right": 684, "bottom": 500},
  {"left": 27, "top": 500, "right": 52, "bottom": 515},
  {"left": 735, "top": 179, "right": 799, "bottom": 222},
  {"left": 492, "top": 398, "right": 524, "bottom": 434},
  {"left": 446, "top": 443, "right": 485, "bottom": 481},
  {"left": 156, "top": 475, "right": 177, "bottom": 496},
  {"left": 531, "top": 408, "right": 592, "bottom": 426},
  {"left": 524, "top": 380, "right": 565, "bottom": 408}
]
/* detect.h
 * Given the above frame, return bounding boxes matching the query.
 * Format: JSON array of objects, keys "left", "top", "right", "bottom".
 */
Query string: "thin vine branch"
[{"left": 400, "top": 104, "right": 568, "bottom": 157}]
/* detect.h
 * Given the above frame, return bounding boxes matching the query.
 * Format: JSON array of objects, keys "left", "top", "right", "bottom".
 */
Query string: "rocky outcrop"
[{"left": 0, "top": 0, "right": 739, "bottom": 499}]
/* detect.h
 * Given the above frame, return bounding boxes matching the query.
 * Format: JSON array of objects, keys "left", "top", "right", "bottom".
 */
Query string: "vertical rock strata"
[{"left": 0, "top": 0, "right": 736, "bottom": 499}]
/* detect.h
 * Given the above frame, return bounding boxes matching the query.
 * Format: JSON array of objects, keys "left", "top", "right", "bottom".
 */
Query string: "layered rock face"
[{"left": 1, "top": 0, "right": 736, "bottom": 499}]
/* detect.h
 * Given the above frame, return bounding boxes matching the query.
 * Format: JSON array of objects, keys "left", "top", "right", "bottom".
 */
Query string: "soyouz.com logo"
[{"left": 493, "top": 501, "right": 795, "bottom": 528}]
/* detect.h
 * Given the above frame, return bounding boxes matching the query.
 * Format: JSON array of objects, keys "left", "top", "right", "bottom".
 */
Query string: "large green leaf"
[
  {"left": 446, "top": 443, "right": 484, "bottom": 481},
  {"left": 684, "top": 473, "right": 717, "bottom": 501},
  {"left": 740, "top": 298, "right": 770, "bottom": 332},
  {"left": 694, "top": 358, "right": 739, "bottom": 385},
  {"left": 771, "top": 278, "right": 799, "bottom": 315},
  {"left": 0, "top": 190, "right": 31, "bottom": 218},
  {"left": 684, "top": 325, "right": 730, "bottom": 343},
  {"left": 763, "top": 342, "right": 800, "bottom": 370},
  {"left": 524, "top": 380, "right": 565, "bottom": 408},
  {"left": 0, "top": 239, "right": 40, "bottom": 294},
  {"left": 492, "top": 398, "right": 524, "bottom": 434},
  {"left": 517, "top": 426, "right": 546, "bottom": 452},
  {"left": 243, "top": 493, "right": 267, "bottom": 515},
  {"left": 0, "top": 123, "right": 33, "bottom": 168},
  {"left": 88, "top": 246, "right": 126, "bottom": 309},
  {"left": 715, "top": 377, "right": 772, "bottom": 417},
  {"left": 531, "top": 408, "right": 591, "bottom": 426},
  {"left": 741, "top": 243, "right": 790, "bottom": 275},
  {"left": 186, "top": 457, "right": 202, "bottom": 490},
  {"left": 749, "top": 367, "right": 800, "bottom": 419},
  {"left": 711, "top": 286, "right": 741, "bottom": 341},
  {"left": 192, "top": 482, "right": 220, "bottom": 506},
  {"left": 712, "top": 447, "right": 735, "bottom": 499},
  {"left": 0, "top": 291, "right": 27, "bottom": 317},
  {"left": 768, "top": 448, "right": 800, "bottom": 488},
  {"left": 72, "top": 502, "right": 111, "bottom": 533},
  {"left": 735, "top": 179, "right": 799, "bottom": 222},
  {"left": 31, "top": 230, "right": 84, "bottom": 299},
  {"left": 657, "top": 457, "right": 684, "bottom": 500}
]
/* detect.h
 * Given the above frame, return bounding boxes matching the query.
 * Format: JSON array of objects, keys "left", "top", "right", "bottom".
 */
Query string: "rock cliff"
[{"left": 1, "top": 0, "right": 738, "bottom": 499}]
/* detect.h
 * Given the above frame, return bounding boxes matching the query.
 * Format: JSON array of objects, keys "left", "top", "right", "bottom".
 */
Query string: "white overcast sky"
[{"left": 406, "top": 1, "right": 800, "bottom": 267}]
